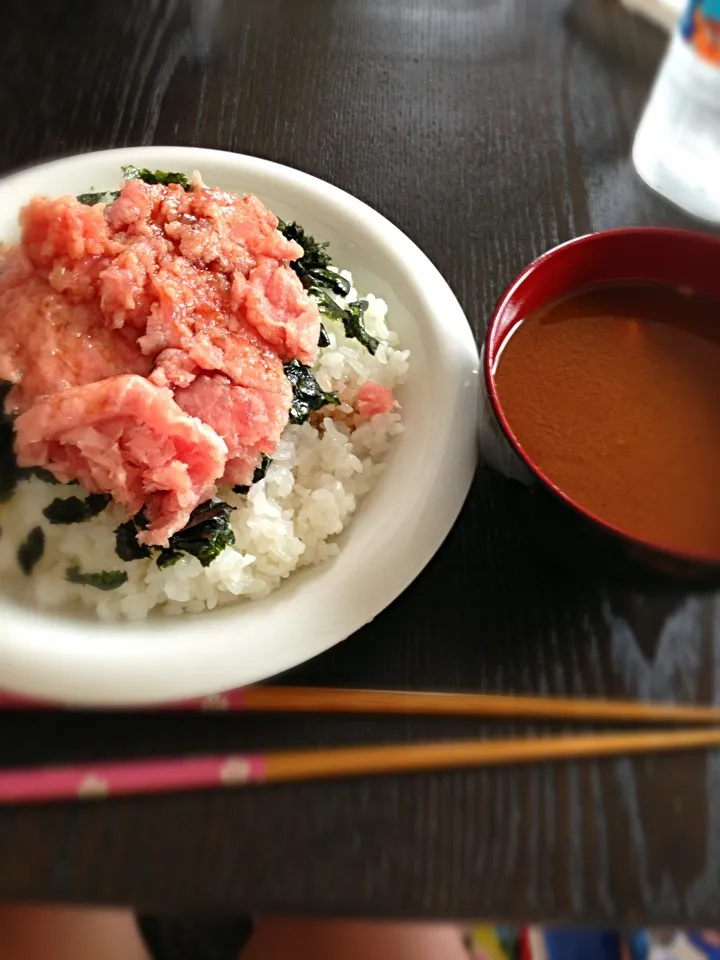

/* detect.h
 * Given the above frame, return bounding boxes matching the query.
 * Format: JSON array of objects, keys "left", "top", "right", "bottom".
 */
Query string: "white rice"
[{"left": 0, "top": 272, "right": 409, "bottom": 620}]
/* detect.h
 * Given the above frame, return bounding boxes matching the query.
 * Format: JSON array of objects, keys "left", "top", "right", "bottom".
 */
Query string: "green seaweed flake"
[
  {"left": 284, "top": 359, "right": 340, "bottom": 425},
  {"left": 66, "top": 566, "right": 128, "bottom": 591},
  {"left": 18, "top": 527, "right": 44, "bottom": 575},
  {"left": 43, "top": 493, "right": 111, "bottom": 525},
  {"left": 278, "top": 222, "right": 378, "bottom": 354}
]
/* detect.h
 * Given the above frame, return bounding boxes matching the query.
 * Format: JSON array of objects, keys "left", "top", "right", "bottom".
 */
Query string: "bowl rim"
[
  {"left": 484, "top": 227, "right": 720, "bottom": 568},
  {"left": 0, "top": 145, "right": 480, "bottom": 705}
]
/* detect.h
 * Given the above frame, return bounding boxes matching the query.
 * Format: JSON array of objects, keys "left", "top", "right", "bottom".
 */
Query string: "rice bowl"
[{"left": 0, "top": 147, "right": 478, "bottom": 705}]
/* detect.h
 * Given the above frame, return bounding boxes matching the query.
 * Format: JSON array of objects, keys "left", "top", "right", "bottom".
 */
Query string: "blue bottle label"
[{"left": 680, "top": 0, "right": 720, "bottom": 64}]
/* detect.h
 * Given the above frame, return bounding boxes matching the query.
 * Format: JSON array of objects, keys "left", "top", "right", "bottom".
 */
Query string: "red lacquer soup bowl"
[{"left": 484, "top": 228, "right": 720, "bottom": 579}]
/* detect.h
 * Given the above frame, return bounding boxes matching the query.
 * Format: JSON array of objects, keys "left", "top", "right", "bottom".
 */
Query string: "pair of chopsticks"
[{"left": 3, "top": 685, "right": 720, "bottom": 804}]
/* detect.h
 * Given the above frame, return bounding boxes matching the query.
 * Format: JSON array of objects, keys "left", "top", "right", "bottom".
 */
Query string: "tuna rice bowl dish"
[{"left": 0, "top": 166, "right": 409, "bottom": 620}]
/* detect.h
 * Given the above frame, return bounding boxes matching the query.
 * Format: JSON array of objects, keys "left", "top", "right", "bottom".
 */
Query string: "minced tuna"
[
  {"left": 15, "top": 375, "right": 227, "bottom": 546},
  {"left": 355, "top": 381, "right": 396, "bottom": 419},
  {"left": 0, "top": 177, "right": 322, "bottom": 545}
]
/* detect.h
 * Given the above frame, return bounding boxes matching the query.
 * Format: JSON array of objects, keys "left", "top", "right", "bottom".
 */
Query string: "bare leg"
[
  {"left": 0, "top": 905, "right": 150, "bottom": 960},
  {"left": 243, "top": 919, "right": 469, "bottom": 960},
  {"left": 0, "top": 907, "right": 468, "bottom": 960}
]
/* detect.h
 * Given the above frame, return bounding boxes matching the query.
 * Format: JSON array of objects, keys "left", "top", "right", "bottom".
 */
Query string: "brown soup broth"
[{"left": 493, "top": 282, "right": 720, "bottom": 558}]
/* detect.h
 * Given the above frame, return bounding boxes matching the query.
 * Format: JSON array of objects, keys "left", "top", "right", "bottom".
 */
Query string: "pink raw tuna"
[
  {"left": 152, "top": 321, "right": 292, "bottom": 485},
  {"left": 14, "top": 375, "right": 227, "bottom": 546},
  {"left": 16, "top": 180, "right": 318, "bottom": 385},
  {"left": 245, "top": 258, "right": 321, "bottom": 364},
  {"left": 100, "top": 181, "right": 304, "bottom": 340},
  {"left": 151, "top": 316, "right": 288, "bottom": 393},
  {"left": 21, "top": 194, "right": 120, "bottom": 277},
  {"left": 0, "top": 248, "right": 152, "bottom": 415},
  {"left": 355, "top": 381, "right": 396, "bottom": 419},
  {"left": 174, "top": 372, "right": 292, "bottom": 486},
  {"left": 150, "top": 315, "right": 291, "bottom": 478}
]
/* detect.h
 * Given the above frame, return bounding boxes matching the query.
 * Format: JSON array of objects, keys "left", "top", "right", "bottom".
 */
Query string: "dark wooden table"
[{"left": 1, "top": 0, "right": 718, "bottom": 930}]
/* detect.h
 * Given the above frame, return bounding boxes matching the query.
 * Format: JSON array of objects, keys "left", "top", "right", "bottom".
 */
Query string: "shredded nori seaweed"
[
  {"left": 76, "top": 190, "right": 120, "bottom": 206},
  {"left": 309, "top": 268, "right": 352, "bottom": 298},
  {"left": 0, "top": 382, "right": 18, "bottom": 502},
  {"left": 339, "top": 299, "right": 379, "bottom": 355},
  {"left": 114, "top": 517, "right": 152, "bottom": 562},
  {"left": 66, "top": 565, "right": 128, "bottom": 591},
  {"left": 114, "top": 500, "right": 235, "bottom": 569},
  {"left": 278, "top": 221, "right": 378, "bottom": 354},
  {"left": 284, "top": 359, "right": 340, "bottom": 425},
  {"left": 18, "top": 527, "right": 44, "bottom": 575},
  {"left": 155, "top": 549, "right": 184, "bottom": 569},
  {"left": 42, "top": 493, "right": 111, "bottom": 525},
  {"left": 0, "top": 419, "right": 16, "bottom": 503},
  {"left": 122, "top": 165, "right": 190, "bottom": 190},
  {"left": 156, "top": 500, "right": 236, "bottom": 569},
  {"left": 77, "top": 166, "right": 191, "bottom": 207},
  {"left": 278, "top": 220, "right": 331, "bottom": 280},
  {"left": 25, "top": 467, "right": 62, "bottom": 485}
]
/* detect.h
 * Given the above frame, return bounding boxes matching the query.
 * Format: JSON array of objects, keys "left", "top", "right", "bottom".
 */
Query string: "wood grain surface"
[{"left": 1, "top": 0, "right": 719, "bottom": 926}]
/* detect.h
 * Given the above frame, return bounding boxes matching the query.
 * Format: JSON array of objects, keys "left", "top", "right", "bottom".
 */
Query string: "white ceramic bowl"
[{"left": 0, "top": 146, "right": 479, "bottom": 705}]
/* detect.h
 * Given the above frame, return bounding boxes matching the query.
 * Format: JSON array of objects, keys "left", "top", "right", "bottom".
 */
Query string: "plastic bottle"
[{"left": 633, "top": 0, "right": 720, "bottom": 223}]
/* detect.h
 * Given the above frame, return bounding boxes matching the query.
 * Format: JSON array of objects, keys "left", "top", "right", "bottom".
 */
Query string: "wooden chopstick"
[
  {"left": 2, "top": 685, "right": 720, "bottom": 725},
  {"left": 239, "top": 687, "right": 720, "bottom": 724},
  {"left": 3, "top": 726, "right": 720, "bottom": 804}
]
